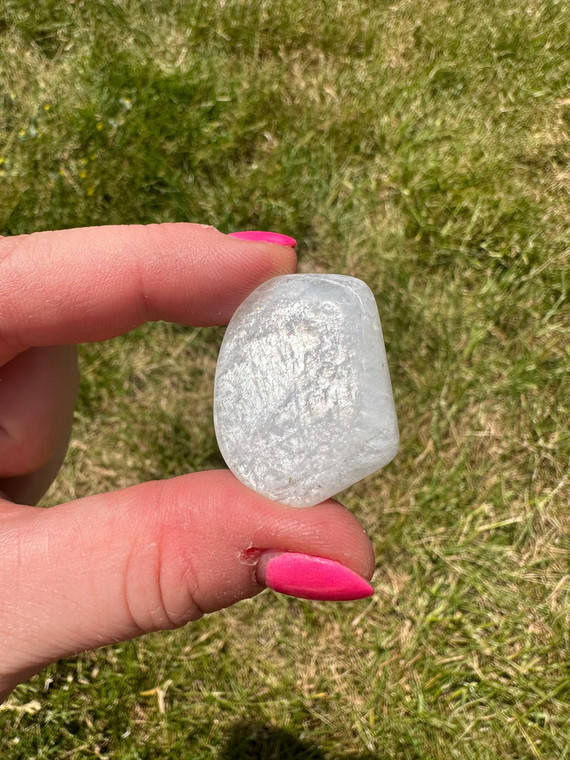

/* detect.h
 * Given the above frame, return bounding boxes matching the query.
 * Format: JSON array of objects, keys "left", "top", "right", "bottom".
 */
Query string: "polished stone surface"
[{"left": 214, "top": 274, "right": 399, "bottom": 507}]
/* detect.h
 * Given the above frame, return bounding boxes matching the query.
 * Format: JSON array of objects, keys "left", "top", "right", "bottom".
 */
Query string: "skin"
[{"left": 0, "top": 224, "right": 374, "bottom": 702}]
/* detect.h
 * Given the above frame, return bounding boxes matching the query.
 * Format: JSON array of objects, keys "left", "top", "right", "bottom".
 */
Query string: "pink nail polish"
[
  {"left": 260, "top": 552, "right": 373, "bottom": 602},
  {"left": 228, "top": 230, "right": 297, "bottom": 247}
]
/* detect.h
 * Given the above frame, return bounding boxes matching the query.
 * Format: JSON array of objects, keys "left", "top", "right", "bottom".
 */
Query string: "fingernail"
[
  {"left": 257, "top": 552, "right": 373, "bottom": 602},
  {"left": 228, "top": 230, "right": 297, "bottom": 247}
]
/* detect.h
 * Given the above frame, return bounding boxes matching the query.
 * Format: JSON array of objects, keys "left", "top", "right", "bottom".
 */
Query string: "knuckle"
[
  {"left": 0, "top": 429, "right": 56, "bottom": 478},
  {"left": 122, "top": 486, "right": 206, "bottom": 634}
]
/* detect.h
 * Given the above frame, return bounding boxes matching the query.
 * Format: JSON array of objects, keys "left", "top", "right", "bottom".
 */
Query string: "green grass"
[{"left": 1, "top": 0, "right": 569, "bottom": 757}]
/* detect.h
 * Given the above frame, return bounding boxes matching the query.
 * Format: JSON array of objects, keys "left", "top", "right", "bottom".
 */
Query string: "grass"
[{"left": 1, "top": 0, "right": 569, "bottom": 757}]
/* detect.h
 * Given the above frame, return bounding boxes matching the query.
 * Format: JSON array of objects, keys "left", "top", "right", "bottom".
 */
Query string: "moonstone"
[{"left": 213, "top": 274, "right": 399, "bottom": 507}]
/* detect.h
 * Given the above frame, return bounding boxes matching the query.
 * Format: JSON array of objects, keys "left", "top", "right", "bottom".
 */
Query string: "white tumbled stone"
[{"left": 213, "top": 274, "right": 399, "bottom": 507}]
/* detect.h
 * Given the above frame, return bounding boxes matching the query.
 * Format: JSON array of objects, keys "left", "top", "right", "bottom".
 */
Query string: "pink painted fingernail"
[
  {"left": 228, "top": 230, "right": 297, "bottom": 247},
  {"left": 257, "top": 552, "right": 373, "bottom": 602}
]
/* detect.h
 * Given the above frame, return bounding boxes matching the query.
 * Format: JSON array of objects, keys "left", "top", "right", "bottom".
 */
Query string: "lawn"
[{"left": 0, "top": 0, "right": 568, "bottom": 757}]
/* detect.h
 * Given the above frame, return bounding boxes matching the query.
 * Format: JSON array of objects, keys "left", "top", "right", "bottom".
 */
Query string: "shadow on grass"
[{"left": 220, "top": 722, "right": 380, "bottom": 759}]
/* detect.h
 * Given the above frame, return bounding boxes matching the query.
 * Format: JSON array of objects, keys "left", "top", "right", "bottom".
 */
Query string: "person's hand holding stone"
[{"left": 0, "top": 224, "right": 375, "bottom": 702}]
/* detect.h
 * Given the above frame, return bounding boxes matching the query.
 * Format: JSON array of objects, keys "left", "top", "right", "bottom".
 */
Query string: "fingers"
[
  {"left": 0, "top": 440, "right": 73, "bottom": 507},
  {"left": 0, "top": 471, "right": 374, "bottom": 693},
  {"left": 0, "top": 347, "right": 79, "bottom": 503},
  {"left": 0, "top": 224, "right": 297, "bottom": 364}
]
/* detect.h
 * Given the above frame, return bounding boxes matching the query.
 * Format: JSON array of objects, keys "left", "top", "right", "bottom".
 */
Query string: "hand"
[{"left": 0, "top": 224, "right": 374, "bottom": 701}]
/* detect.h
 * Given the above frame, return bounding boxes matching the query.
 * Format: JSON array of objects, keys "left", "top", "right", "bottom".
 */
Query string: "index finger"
[{"left": 0, "top": 223, "right": 297, "bottom": 365}]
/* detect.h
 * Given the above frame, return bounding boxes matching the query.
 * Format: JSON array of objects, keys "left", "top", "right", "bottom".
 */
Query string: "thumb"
[{"left": 0, "top": 471, "right": 374, "bottom": 696}]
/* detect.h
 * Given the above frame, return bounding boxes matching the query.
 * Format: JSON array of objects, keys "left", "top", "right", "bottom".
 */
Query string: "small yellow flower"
[
  {"left": 90, "top": 153, "right": 97, "bottom": 160},
  {"left": 44, "top": 104, "right": 51, "bottom": 111},
  {"left": 96, "top": 122, "right": 103, "bottom": 131},
  {"left": 18, "top": 129, "right": 26, "bottom": 137},
  {"left": 59, "top": 168, "right": 65, "bottom": 176},
  {"left": 79, "top": 170, "right": 87, "bottom": 179},
  {"left": 87, "top": 187, "right": 95, "bottom": 196},
  {"left": 0, "top": 157, "right": 4, "bottom": 164},
  {"left": 80, "top": 157, "right": 88, "bottom": 165}
]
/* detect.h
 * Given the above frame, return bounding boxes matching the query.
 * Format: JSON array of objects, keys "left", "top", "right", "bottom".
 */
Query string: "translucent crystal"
[{"left": 213, "top": 274, "right": 399, "bottom": 507}]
